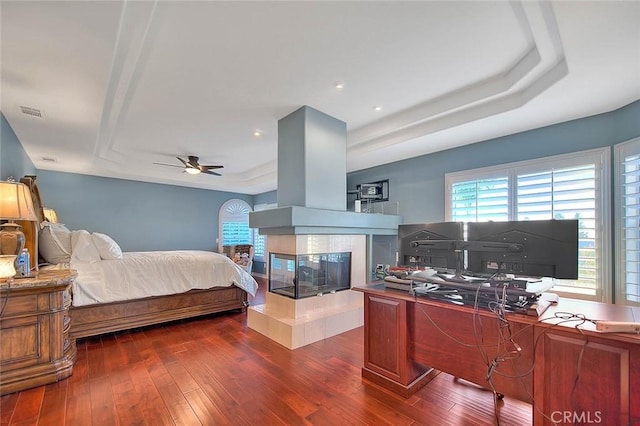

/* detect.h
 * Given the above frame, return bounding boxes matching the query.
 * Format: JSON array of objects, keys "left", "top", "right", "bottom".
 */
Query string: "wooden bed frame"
[
  {"left": 20, "top": 175, "right": 249, "bottom": 339},
  {"left": 69, "top": 286, "right": 248, "bottom": 339}
]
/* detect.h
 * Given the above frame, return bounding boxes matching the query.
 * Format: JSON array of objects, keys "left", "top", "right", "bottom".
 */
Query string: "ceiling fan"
[{"left": 154, "top": 156, "right": 223, "bottom": 176}]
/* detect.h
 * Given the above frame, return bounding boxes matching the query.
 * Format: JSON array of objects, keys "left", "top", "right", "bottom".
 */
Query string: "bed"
[{"left": 19, "top": 175, "right": 258, "bottom": 339}]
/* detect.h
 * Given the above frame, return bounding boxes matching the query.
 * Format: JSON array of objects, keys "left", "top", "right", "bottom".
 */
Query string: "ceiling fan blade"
[
  {"left": 154, "top": 162, "right": 184, "bottom": 168},
  {"left": 201, "top": 169, "right": 222, "bottom": 176},
  {"left": 158, "top": 155, "right": 222, "bottom": 176},
  {"left": 187, "top": 156, "right": 200, "bottom": 167}
]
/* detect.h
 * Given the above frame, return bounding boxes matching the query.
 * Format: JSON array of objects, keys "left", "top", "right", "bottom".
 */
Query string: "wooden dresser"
[{"left": 0, "top": 269, "right": 77, "bottom": 396}]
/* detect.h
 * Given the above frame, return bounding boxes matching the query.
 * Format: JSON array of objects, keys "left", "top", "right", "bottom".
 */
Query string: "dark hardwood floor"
[{"left": 1, "top": 280, "right": 531, "bottom": 425}]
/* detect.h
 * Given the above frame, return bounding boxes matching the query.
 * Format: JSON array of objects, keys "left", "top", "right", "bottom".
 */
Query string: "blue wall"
[
  {"left": 36, "top": 170, "right": 253, "bottom": 252},
  {"left": 347, "top": 100, "right": 640, "bottom": 224},
  {"left": 254, "top": 190, "right": 277, "bottom": 206},
  {"left": 1, "top": 114, "right": 36, "bottom": 180}
]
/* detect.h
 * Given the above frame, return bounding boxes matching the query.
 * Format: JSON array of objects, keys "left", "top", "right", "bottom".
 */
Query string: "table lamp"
[
  {"left": 0, "top": 180, "right": 38, "bottom": 272},
  {"left": 43, "top": 207, "right": 58, "bottom": 223}
]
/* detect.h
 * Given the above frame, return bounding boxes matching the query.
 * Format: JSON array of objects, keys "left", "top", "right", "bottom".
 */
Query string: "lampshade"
[
  {"left": 0, "top": 255, "right": 17, "bottom": 280},
  {"left": 0, "top": 181, "right": 37, "bottom": 276},
  {"left": 43, "top": 207, "right": 58, "bottom": 223},
  {"left": 0, "top": 181, "right": 37, "bottom": 221}
]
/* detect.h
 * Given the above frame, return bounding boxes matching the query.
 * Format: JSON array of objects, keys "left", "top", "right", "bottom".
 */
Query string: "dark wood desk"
[{"left": 354, "top": 284, "right": 640, "bottom": 425}]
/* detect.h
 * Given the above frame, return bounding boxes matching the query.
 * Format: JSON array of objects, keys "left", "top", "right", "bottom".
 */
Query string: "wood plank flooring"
[{"left": 1, "top": 281, "right": 531, "bottom": 425}]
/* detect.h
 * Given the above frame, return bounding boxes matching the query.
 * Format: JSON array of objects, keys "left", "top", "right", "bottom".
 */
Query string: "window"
[
  {"left": 218, "top": 199, "right": 252, "bottom": 252},
  {"left": 252, "top": 203, "right": 277, "bottom": 262},
  {"left": 615, "top": 137, "right": 640, "bottom": 305},
  {"left": 253, "top": 228, "right": 266, "bottom": 262},
  {"left": 446, "top": 148, "right": 611, "bottom": 302}
]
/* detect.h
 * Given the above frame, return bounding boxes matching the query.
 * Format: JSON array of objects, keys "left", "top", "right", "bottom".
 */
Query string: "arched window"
[{"left": 218, "top": 199, "right": 252, "bottom": 252}]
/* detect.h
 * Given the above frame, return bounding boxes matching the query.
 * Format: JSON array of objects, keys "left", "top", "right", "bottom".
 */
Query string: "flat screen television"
[
  {"left": 466, "top": 219, "right": 579, "bottom": 279},
  {"left": 398, "top": 222, "right": 463, "bottom": 270},
  {"left": 356, "top": 180, "right": 389, "bottom": 201}
]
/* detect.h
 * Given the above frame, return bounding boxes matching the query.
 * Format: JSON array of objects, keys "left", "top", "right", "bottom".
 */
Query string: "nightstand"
[{"left": 0, "top": 269, "right": 77, "bottom": 395}]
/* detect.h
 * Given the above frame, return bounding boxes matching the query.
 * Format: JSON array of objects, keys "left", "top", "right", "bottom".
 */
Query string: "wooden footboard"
[{"left": 69, "top": 286, "right": 248, "bottom": 339}]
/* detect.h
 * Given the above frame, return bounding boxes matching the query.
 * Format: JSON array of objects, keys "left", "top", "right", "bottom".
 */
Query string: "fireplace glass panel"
[{"left": 269, "top": 252, "right": 351, "bottom": 299}]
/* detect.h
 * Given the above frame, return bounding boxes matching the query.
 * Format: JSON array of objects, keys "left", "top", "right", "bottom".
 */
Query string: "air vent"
[
  {"left": 19, "top": 106, "right": 42, "bottom": 118},
  {"left": 41, "top": 157, "right": 57, "bottom": 162}
]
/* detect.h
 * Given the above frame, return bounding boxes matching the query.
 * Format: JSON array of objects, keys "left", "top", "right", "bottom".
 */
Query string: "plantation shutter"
[
  {"left": 450, "top": 177, "right": 509, "bottom": 223},
  {"left": 252, "top": 203, "right": 276, "bottom": 262},
  {"left": 253, "top": 229, "right": 266, "bottom": 260},
  {"left": 616, "top": 138, "right": 640, "bottom": 304},
  {"left": 516, "top": 165, "right": 597, "bottom": 293},
  {"left": 219, "top": 200, "right": 252, "bottom": 247},
  {"left": 446, "top": 148, "right": 610, "bottom": 301}
]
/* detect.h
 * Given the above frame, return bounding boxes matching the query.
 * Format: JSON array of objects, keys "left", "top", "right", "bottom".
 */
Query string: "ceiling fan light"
[{"left": 185, "top": 167, "right": 201, "bottom": 175}]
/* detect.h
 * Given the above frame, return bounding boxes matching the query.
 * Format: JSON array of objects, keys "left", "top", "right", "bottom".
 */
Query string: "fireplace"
[
  {"left": 269, "top": 251, "right": 351, "bottom": 299},
  {"left": 247, "top": 106, "right": 401, "bottom": 349}
]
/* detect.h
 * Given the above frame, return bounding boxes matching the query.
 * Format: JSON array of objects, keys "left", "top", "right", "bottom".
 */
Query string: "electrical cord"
[
  {"left": 489, "top": 312, "right": 597, "bottom": 426},
  {"left": 414, "top": 281, "right": 601, "bottom": 426},
  {"left": 410, "top": 266, "right": 602, "bottom": 425},
  {"left": 416, "top": 282, "right": 522, "bottom": 425},
  {"left": 570, "top": 329, "right": 589, "bottom": 411},
  {"left": 481, "top": 285, "right": 524, "bottom": 425},
  {"left": 414, "top": 293, "right": 501, "bottom": 349}
]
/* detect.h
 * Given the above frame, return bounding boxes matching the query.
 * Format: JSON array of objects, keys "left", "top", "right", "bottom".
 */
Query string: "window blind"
[
  {"left": 450, "top": 177, "right": 509, "bottom": 222},
  {"left": 616, "top": 138, "right": 640, "bottom": 304},
  {"left": 446, "top": 148, "right": 610, "bottom": 301},
  {"left": 219, "top": 199, "right": 252, "bottom": 249},
  {"left": 222, "top": 222, "right": 252, "bottom": 245},
  {"left": 253, "top": 229, "right": 265, "bottom": 260},
  {"left": 517, "top": 165, "right": 597, "bottom": 292},
  {"left": 251, "top": 203, "right": 276, "bottom": 262}
]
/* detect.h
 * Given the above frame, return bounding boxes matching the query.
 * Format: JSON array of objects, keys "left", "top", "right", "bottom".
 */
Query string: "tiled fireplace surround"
[{"left": 247, "top": 234, "right": 366, "bottom": 349}]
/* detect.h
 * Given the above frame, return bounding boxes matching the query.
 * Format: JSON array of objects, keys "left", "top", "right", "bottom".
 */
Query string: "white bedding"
[{"left": 64, "top": 250, "right": 258, "bottom": 307}]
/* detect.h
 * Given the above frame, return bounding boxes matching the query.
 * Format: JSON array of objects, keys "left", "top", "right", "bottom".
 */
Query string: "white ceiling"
[{"left": 2, "top": 1, "right": 639, "bottom": 195}]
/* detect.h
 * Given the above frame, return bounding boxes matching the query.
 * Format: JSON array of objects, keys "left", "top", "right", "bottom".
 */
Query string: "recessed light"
[
  {"left": 253, "top": 130, "right": 262, "bottom": 137},
  {"left": 334, "top": 81, "right": 345, "bottom": 90},
  {"left": 373, "top": 105, "right": 382, "bottom": 111}
]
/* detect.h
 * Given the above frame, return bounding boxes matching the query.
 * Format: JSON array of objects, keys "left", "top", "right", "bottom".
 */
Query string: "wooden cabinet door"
[
  {"left": 361, "top": 293, "right": 436, "bottom": 397},
  {"left": 0, "top": 292, "right": 52, "bottom": 372},
  {"left": 534, "top": 328, "right": 639, "bottom": 425},
  {"left": 364, "top": 293, "right": 408, "bottom": 382},
  {"left": 0, "top": 314, "right": 49, "bottom": 370}
]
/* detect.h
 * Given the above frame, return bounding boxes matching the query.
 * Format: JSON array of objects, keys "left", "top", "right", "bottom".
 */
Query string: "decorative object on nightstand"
[{"left": 0, "top": 180, "right": 38, "bottom": 274}]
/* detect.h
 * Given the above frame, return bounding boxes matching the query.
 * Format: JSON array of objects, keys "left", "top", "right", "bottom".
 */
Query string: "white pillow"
[
  {"left": 71, "top": 230, "right": 101, "bottom": 263},
  {"left": 91, "top": 232, "right": 123, "bottom": 260},
  {"left": 39, "top": 222, "right": 72, "bottom": 264}
]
